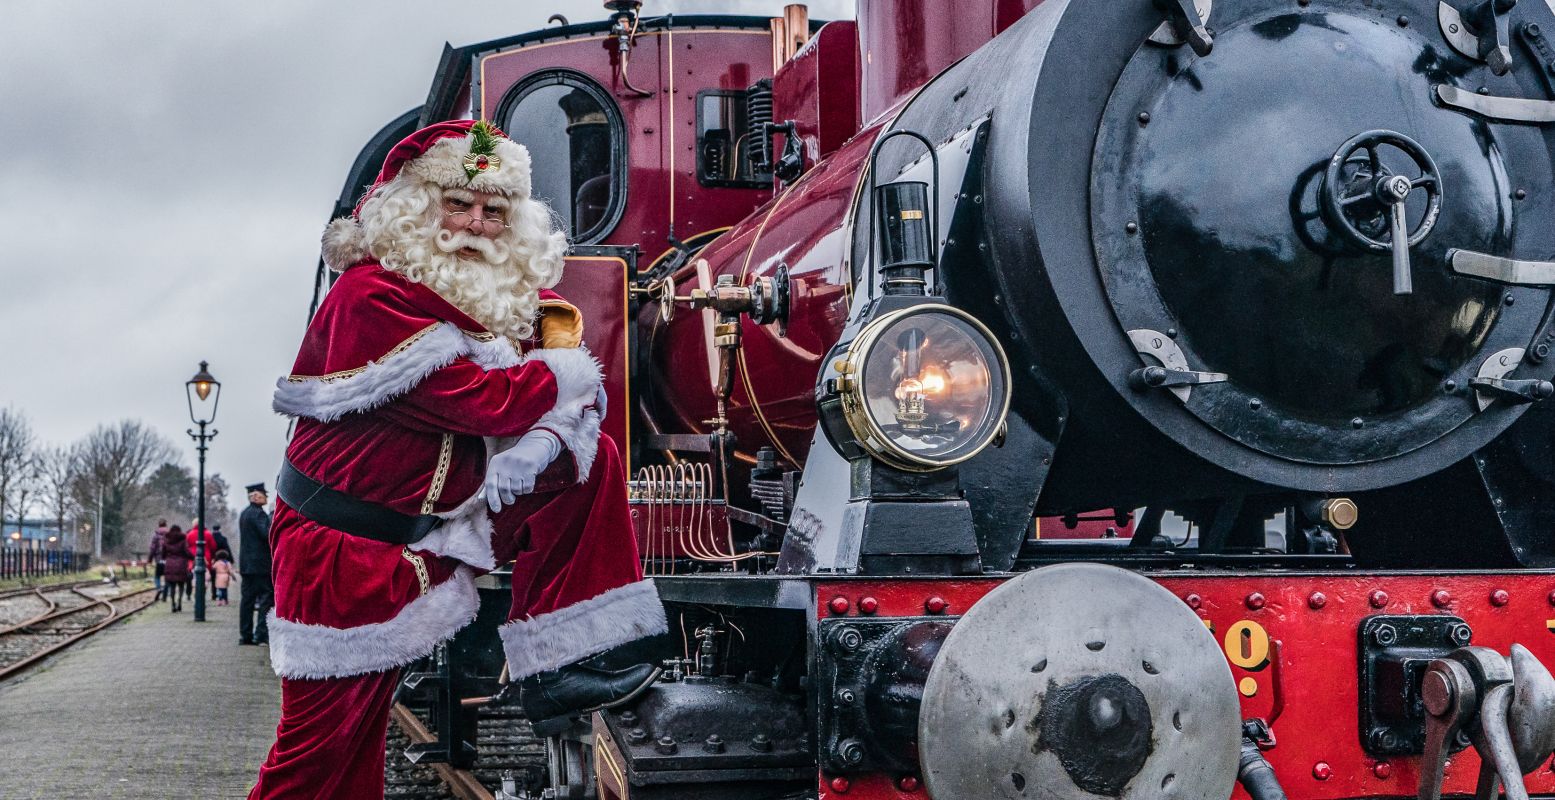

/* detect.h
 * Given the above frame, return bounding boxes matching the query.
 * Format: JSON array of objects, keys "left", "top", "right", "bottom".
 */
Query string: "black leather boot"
[{"left": 520, "top": 662, "right": 661, "bottom": 736}]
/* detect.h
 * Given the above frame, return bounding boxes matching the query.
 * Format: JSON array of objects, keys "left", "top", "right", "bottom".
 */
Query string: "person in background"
[
  {"left": 238, "top": 483, "right": 272, "bottom": 646},
  {"left": 150, "top": 519, "right": 169, "bottom": 601},
  {"left": 162, "top": 525, "right": 192, "bottom": 613},
  {"left": 212, "top": 550, "right": 236, "bottom": 606},
  {"left": 186, "top": 518, "right": 217, "bottom": 601},
  {"left": 211, "top": 524, "right": 231, "bottom": 599}
]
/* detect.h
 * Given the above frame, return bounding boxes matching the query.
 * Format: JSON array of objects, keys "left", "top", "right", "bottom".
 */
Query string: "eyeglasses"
[{"left": 444, "top": 211, "right": 510, "bottom": 235}]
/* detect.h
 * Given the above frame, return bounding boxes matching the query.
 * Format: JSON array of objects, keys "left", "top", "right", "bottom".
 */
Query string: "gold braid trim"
[
  {"left": 421, "top": 433, "right": 455, "bottom": 515},
  {"left": 285, "top": 323, "right": 444, "bottom": 383},
  {"left": 400, "top": 548, "right": 431, "bottom": 596}
]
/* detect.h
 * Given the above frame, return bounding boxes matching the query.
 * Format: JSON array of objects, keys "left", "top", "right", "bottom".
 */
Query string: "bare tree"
[
  {"left": 71, "top": 420, "right": 176, "bottom": 555},
  {"left": 0, "top": 406, "right": 36, "bottom": 537},
  {"left": 38, "top": 445, "right": 82, "bottom": 550}
]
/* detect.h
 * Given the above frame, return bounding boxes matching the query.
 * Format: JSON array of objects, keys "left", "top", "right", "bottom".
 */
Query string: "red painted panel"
[
  {"left": 857, "top": 0, "right": 999, "bottom": 124},
  {"left": 554, "top": 255, "right": 629, "bottom": 453},
  {"left": 774, "top": 21, "right": 862, "bottom": 163},
  {"left": 813, "top": 572, "right": 1555, "bottom": 799}
]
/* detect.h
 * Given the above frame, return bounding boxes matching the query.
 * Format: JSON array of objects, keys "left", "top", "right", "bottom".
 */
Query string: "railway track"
[
  {"left": 0, "top": 583, "right": 157, "bottom": 681},
  {"left": 388, "top": 701, "right": 548, "bottom": 800}
]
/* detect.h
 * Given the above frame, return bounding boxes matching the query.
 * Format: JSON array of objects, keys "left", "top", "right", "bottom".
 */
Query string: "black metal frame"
[{"left": 693, "top": 88, "right": 773, "bottom": 189}]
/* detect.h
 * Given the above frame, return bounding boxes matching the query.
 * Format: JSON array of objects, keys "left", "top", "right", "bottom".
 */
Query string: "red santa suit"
[{"left": 249, "top": 120, "right": 665, "bottom": 800}]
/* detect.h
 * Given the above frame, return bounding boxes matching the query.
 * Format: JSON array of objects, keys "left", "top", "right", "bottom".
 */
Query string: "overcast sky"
[{"left": 0, "top": 0, "right": 851, "bottom": 518}]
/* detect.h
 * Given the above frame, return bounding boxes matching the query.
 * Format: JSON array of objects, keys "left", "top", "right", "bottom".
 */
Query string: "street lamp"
[{"left": 185, "top": 360, "right": 220, "bottom": 622}]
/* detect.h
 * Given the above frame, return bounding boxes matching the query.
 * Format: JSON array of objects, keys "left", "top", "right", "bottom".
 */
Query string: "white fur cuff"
[
  {"left": 272, "top": 323, "right": 469, "bottom": 423},
  {"left": 419, "top": 497, "right": 497, "bottom": 571},
  {"left": 524, "top": 347, "right": 605, "bottom": 482},
  {"left": 267, "top": 566, "right": 480, "bottom": 680},
  {"left": 498, "top": 579, "right": 668, "bottom": 680}
]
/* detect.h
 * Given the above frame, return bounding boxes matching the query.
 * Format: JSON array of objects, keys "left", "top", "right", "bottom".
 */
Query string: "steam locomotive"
[{"left": 318, "top": 0, "right": 1555, "bottom": 796}]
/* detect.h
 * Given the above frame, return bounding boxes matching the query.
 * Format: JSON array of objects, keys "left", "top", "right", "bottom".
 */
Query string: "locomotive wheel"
[{"left": 917, "top": 563, "right": 1240, "bottom": 799}]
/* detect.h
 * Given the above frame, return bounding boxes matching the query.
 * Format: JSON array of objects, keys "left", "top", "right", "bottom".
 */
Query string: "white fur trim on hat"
[
  {"left": 266, "top": 566, "right": 480, "bottom": 679},
  {"left": 403, "top": 135, "right": 533, "bottom": 199},
  {"left": 321, "top": 216, "right": 369, "bottom": 272},
  {"left": 498, "top": 579, "right": 668, "bottom": 680}
]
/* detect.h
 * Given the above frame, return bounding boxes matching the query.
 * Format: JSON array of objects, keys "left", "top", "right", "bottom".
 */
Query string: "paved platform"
[{"left": 0, "top": 587, "right": 281, "bottom": 799}]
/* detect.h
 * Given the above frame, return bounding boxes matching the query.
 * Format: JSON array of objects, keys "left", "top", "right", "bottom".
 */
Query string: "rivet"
[
  {"left": 1374, "top": 760, "right": 1393, "bottom": 779},
  {"left": 1370, "top": 589, "right": 1390, "bottom": 608},
  {"left": 1478, "top": 86, "right": 1490, "bottom": 94},
  {"left": 1352, "top": 417, "right": 1365, "bottom": 429},
  {"left": 1126, "top": 221, "right": 1139, "bottom": 234},
  {"left": 1250, "top": 398, "right": 1263, "bottom": 410},
  {"left": 1492, "top": 589, "right": 1511, "bottom": 607},
  {"left": 1313, "top": 761, "right": 1332, "bottom": 780},
  {"left": 1506, "top": 294, "right": 1517, "bottom": 306},
  {"left": 1547, "top": 589, "right": 1555, "bottom": 607},
  {"left": 1246, "top": 592, "right": 1266, "bottom": 610},
  {"left": 1444, "top": 379, "right": 1458, "bottom": 393},
  {"left": 828, "top": 596, "right": 850, "bottom": 615},
  {"left": 925, "top": 596, "right": 949, "bottom": 614},
  {"left": 858, "top": 596, "right": 879, "bottom": 615},
  {"left": 1138, "top": 111, "right": 1152, "bottom": 124},
  {"left": 1433, "top": 589, "right": 1453, "bottom": 608},
  {"left": 1397, "top": 15, "right": 1410, "bottom": 26},
  {"left": 829, "top": 776, "right": 851, "bottom": 793},
  {"left": 1298, "top": 0, "right": 1310, "bottom": 6},
  {"left": 1516, "top": 188, "right": 1528, "bottom": 200},
  {"left": 1308, "top": 592, "right": 1327, "bottom": 609},
  {"left": 897, "top": 775, "right": 922, "bottom": 792},
  {"left": 1184, "top": 593, "right": 1203, "bottom": 609},
  {"left": 1167, "top": 328, "right": 1179, "bottom": 338}
]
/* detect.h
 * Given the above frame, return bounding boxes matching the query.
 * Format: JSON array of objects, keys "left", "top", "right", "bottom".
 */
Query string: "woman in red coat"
[{"left": 162, "top": 525, "right": 193, "bottom": 613}]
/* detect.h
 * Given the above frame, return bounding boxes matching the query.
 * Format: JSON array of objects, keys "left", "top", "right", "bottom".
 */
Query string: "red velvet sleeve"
[{"left": 379, "top": 357, "right": 560, "bottom": 437}]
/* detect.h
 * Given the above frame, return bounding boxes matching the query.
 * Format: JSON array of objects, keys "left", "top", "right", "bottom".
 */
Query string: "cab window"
[{"left": 498, "top": 71, "right": 624, "bottom": 242}]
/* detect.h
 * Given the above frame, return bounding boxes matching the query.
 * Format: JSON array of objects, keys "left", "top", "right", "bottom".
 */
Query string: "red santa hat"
[{"left": 322, "top": 119, "right": 533, "bottom": 270}]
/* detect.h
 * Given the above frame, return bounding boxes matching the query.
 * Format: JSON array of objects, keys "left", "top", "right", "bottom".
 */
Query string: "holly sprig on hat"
[{"left": 464, "top": 120, "right": 503, "bottom": 180}]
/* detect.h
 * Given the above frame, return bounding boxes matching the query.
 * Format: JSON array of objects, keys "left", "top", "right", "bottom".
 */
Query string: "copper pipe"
[
  {"left": 770, "top": 17, "right": 786, "bottom": 73},
  {"left": 784, "top": 4, "right": 810, "bottom": 60}
]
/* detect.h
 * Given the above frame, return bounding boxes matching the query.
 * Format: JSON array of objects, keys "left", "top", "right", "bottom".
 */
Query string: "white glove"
[
  {"left": 480, "top": 429, "right": 561, "bottom": 512},
  {"left": 593, "top": 384, "right": 608, "bottom": 421}
]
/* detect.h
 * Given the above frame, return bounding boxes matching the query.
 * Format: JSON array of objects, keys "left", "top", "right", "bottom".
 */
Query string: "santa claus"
[{"left": 250, "top": 119, "right": 665, "bottom": 799}]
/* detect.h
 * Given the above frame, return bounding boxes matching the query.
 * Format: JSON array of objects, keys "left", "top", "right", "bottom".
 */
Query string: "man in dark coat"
[{"left": 238, "top": 482, "right": 273, "bottom": 646}]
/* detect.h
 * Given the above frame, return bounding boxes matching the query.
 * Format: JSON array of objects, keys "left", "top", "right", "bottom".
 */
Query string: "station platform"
[{"left": 0, "top": 588, "right": 280, "bottom": 799}]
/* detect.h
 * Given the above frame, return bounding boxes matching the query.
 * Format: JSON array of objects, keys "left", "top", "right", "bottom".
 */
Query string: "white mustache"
[{"left": 435, "top": 230, "right": 499, "bottom": 257}]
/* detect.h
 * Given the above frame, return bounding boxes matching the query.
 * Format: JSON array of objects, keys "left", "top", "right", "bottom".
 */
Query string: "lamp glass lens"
[{"left": 858, "top": 311, "right": 1005, "bottom": 463}]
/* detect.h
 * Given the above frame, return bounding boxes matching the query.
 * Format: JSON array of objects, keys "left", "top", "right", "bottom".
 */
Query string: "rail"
[
  {"left": 389, "top": 703, "right": 496, "bottom": 800},
  {"left": 0, "top": 586, "right": 157, "bottom": 682}
]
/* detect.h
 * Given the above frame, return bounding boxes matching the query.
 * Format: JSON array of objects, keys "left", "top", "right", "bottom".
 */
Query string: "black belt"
[{"left": 278, "top": 460, "right": 443, "bottom": 545}]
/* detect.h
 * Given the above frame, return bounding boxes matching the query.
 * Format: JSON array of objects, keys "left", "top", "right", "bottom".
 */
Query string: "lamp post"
[{"left": 185, "top": 361, "right": 220, "bottom": 622}]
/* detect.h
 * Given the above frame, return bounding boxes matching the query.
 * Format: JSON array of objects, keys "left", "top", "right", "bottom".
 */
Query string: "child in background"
[{"left": 212, "top": 550, "right": 237, "bottom": 606}]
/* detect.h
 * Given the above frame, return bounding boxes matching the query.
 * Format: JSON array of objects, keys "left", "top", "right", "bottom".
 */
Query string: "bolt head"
[
  {"left": 898, "top": 775, "right": 922, "bottom": 792},
  {"left": 1313, "top": 761, "right": 1333, "bottom": 780},
  {"left": 858, "top": 596, "right": 879, "bottom": 615},
  {"left": 1370, "top": 589, "right": 1390, "bottom": 608},
  {"left": 829, "top": 776, "right": 851, "bottom": 793},
  {"left": 1184, "top": 593, "right": 1203, "bottom": 609},
  {"left": 925, "top": 596, "right": 949, "bottom": 614},
  {"left": 1308, "top": 592, "right": 1327, "bottom": 609},
  {"left": 1246, "top": 592, "right": 1266, "bottom": 610},
  {"left": 1432, "top": 589, "right": 1453, "bottom": 608},
  {"left": 1373, "top": 624, "right": 1398, "bottom": 647},
  {"left": 1491, "top": 589, "right": 1511, "bottom": 607},
  {"left": 1374, "top": 760, "right": 1393, "bottom": 779},
  {"left": 828, "top": 596, "right": 850, "bottom": 615}
]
